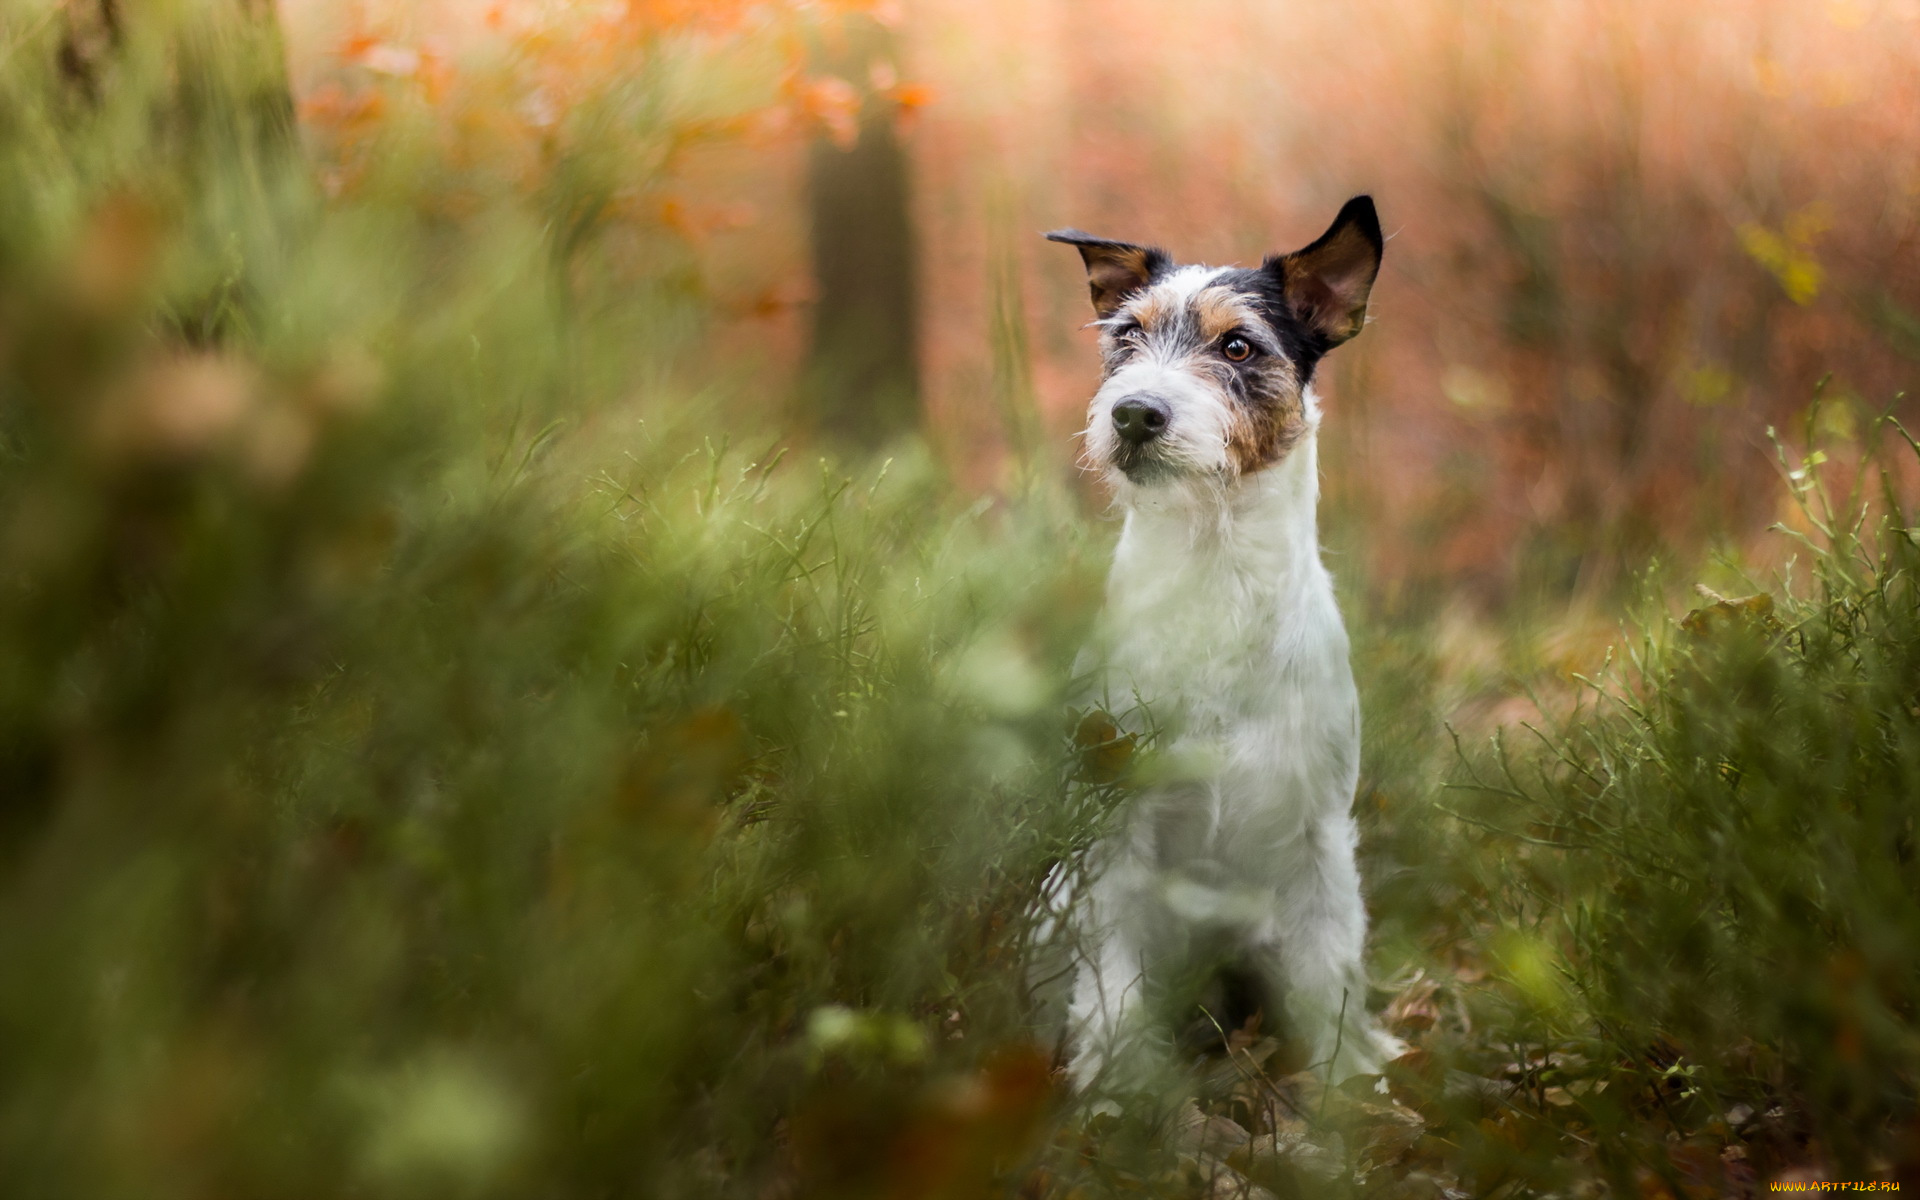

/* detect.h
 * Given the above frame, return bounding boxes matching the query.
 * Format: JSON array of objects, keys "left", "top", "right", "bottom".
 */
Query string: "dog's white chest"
[{"left": 1092, "top": 443, "right": 1361, "bottom": 860}]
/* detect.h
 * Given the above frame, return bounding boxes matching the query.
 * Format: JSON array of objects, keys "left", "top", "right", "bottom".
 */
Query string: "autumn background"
[{"left": 2, "top": 0, "right": 1919, "bottom": 1197}]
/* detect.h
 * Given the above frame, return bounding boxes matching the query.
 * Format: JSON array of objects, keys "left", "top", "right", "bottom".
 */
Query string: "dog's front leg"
[
  {"left": 1256, "top": 814, "right": 1392, "bottom": 1080},
  {"left": 1064, "top": 853, "right": 1161, "bottom": 1091}
]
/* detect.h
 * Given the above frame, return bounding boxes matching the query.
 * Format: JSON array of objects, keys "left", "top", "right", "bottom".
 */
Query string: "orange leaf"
[
  {"left": 890, "top": 82, "right": 935, "bottom": 112},
  {"left": 795, "top": 75, "right": 862, "bottom": 150}
]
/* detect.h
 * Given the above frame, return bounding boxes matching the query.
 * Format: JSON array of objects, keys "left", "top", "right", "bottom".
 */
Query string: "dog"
[{"left": 1043, "top": 196, "right": 1394, "bottom": 1091}]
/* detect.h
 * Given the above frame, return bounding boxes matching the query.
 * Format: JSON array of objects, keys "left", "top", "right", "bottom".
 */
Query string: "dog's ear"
[
  {"left": 1045, "top": 229, "right": 1171, "bottom": 319},
  {"left": 1266, "top": 196, "right": 1383, "bottom": 347}
]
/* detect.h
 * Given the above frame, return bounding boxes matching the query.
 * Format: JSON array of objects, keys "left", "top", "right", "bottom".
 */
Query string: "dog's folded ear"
[
  {"left": 1266, "top": 196, "right": 1383, "bottom": 347},
  {"left": 1045, "top": 229, "right": 1171, "bottom": 319}
]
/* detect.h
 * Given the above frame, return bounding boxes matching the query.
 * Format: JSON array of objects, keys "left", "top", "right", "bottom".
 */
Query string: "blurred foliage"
[
  {"left": 903, "top": 0, "right": 1920, "bottom": 603},
  {"left": 4, "top": 1, "right": 1920, "bottom": 1197},
  {"left": 1439, "top": 413, "right": 1920, "bottom": 1192},
  {"left": 289, "top": 0, "right": 928, "bottom": 311},
  {"left": 0, "top": 4, "right": 1102, "bottom": 1196}
]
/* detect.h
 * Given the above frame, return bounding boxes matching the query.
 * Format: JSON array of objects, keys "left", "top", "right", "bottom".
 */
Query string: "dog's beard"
[
  {"left": 1111, "top": 442, "right": 1180, "bottom": 483},
  {"left": 1095, "top": 436, "right": 1234, "bottom": 493}
]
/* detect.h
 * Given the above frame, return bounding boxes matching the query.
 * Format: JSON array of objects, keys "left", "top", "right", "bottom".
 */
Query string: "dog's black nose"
[{"left": 1112, "top": 395, "right": 1170, "bottom": 445}]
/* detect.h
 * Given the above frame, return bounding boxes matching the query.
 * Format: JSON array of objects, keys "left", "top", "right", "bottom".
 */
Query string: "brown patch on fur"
[
  {"left": 1083, "top": 248, "right": 1156, "bottom": 317},
  {"left": 1191, "top": 287, "right": 1263, "bottom": 344},
  {"left": 1125, "top": 286, "right": 1180, "bottom": 331},
  {"left": 1223, "top": 356, "right": 1309, "bottom": 475},
  {"left": 1046, "top": 230, "right": 1171, "bottom": 319}
]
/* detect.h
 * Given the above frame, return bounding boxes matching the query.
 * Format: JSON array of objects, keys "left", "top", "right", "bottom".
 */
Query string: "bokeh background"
[
  {"left": 286, "top": 0, "right": 1920, "bottom": 601},
  {"left": 5, "top": 0, "right": 1920, "bottom": 1196}
]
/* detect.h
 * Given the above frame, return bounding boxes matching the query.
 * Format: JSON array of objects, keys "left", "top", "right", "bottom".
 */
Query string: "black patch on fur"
[
  {"left": 1218, "top": 360, "right": 1255, "bottom": 405},
  {"left": 1219, "top": 195, "right": 1384, "bottom": 381},
  {"left": 1214, "top": 266, "right": 1334, "bottom": 383}
]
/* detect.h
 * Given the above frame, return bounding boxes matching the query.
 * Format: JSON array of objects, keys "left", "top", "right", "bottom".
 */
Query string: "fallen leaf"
[{"left": 1680, "top": 587, "right": 1778, "bottom": 637}]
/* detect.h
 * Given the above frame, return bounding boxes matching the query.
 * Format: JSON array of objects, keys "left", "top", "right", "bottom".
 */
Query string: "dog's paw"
[{"left": 1370, "top": 1028, "right": 1410, "bottom": 1065}]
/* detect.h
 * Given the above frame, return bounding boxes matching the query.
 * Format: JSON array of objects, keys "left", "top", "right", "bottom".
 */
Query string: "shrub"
[
  {"left": 1452, "top": 413, "right": 1920, "bottom": 1184},
  {"left": 0, "top": 13, "right": 1102, "bottom": 1195}
]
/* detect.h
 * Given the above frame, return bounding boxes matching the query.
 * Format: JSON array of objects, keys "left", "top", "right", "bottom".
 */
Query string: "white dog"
[{"left": 1045, "top": 198, "right": 1395, "bottom": 1090}]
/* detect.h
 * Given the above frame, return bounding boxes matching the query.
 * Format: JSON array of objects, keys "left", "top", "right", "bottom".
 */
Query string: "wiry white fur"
[
  {"left": 1062, "top": 377, "right": 1398, "bottom": 1090},
  {"left": 1080, "top": 267, "right": 1237, "bottom": 486}
]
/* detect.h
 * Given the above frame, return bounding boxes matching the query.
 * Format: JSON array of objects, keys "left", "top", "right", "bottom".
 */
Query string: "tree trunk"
[{"left": 799, "top": 17, "right": 921, "bottom": 449}]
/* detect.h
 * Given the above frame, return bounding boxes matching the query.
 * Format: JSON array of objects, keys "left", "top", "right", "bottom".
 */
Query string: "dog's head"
[{"left": 1047, "top": 197, "right": 1382, "bottom": 495}]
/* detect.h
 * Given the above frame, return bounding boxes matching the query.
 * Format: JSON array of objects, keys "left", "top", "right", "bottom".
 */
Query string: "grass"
[
  {"left": 1423, "top": 415, "right": 1920, "bottom": 1193},
  {"left": 3, "top": 6, "right": 1919, "bottom": 1197},
  {"left": 0, "top": 16, "right": 1109, "bottom": 1194}
]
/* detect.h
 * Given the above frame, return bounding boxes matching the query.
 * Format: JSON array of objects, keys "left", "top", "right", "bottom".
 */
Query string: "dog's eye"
[{"left": 1222, "top": 336, "right": 1254, "bottom": 363}]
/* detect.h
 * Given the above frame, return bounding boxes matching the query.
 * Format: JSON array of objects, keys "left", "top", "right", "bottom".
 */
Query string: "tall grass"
[
  {"left": 0, "top": 10, "right": 1114, "bottom": 1195},
  {"left": 1441, "top": 412, "right": 1920, "bottom": 1189}
]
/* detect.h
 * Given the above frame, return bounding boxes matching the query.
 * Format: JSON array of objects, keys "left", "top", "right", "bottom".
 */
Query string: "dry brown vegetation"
[{"left": 2, "top": 2, "right": 1917, "bottom": 1197}]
